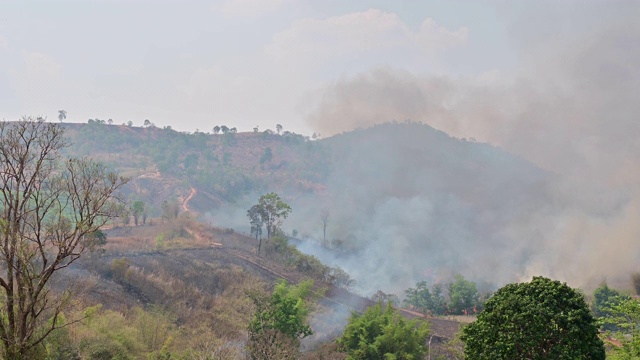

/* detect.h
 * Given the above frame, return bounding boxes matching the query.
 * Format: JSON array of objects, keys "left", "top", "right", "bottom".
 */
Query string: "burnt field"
[{"left": 54, "top": 221, "right": 463, "bottom": 357}]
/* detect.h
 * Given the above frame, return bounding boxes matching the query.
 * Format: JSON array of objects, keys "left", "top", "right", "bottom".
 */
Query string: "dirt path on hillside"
[{"left": 182, "top": 187, "right": 197, "bottom": 214}]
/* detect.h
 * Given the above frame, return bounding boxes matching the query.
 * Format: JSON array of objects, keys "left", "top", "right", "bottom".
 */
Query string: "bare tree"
[
  {"left": 321, "top": 210, "right": 329, "bottom": 247},
  {"left": 0, "top": 118, "right": 128, "bottom": 359}
]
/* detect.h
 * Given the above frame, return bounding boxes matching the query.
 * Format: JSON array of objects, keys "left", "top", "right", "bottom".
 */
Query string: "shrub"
[{"left": 338, "top": 302, "right": 430, "bottom": 360}]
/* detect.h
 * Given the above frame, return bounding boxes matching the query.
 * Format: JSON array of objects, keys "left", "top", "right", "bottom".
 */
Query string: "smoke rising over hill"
[{"left": 299, "top": 1, "right": 640, "bottom": 292}]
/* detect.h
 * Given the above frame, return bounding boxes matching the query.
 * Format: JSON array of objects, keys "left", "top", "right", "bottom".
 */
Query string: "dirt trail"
[{"left": 182, "top": 187, "right": 197, "bottom": 214}]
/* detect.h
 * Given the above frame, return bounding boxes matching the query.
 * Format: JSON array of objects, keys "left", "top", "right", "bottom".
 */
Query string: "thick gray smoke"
[{"left": 297, "top": 1, "right": 640, "bottom": 292}]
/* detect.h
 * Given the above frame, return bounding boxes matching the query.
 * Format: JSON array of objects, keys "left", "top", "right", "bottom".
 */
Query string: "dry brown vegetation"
[{"left": 42, "top": 207, "right": 461, "bottom": 358}]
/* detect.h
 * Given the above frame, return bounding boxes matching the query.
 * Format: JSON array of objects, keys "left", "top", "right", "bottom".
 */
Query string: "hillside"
[
  {"left": 61, "top": 121, "right": 554, "bottom": 294},
  {"left": 52, "top": 218, "right": 461, "bottom": 359}
]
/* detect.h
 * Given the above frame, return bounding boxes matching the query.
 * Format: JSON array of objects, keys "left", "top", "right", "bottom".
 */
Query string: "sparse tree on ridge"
[
  {"left": 213, "top": 125, "right": 221, "bottom": 134},
  {"left": 57, "top": 109, "right": 67, "bottom": 122},
  {"left": 220, "top": 125, "right": 229, "bottom": 134},
  {"left": 276, "top": 124, "right": 283, "bottom": 135},
  {"left": 0, "top": 118, "right": 128, "bottom": 359}
]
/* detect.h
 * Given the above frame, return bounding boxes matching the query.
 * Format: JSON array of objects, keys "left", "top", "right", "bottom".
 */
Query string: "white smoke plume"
[{"left": 297, "top": 1, "right": 640, "bottom": 293}]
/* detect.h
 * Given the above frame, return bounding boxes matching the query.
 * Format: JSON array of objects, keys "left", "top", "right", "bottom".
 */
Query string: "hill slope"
[{"left": 63, "top": 121, "right": 554, "bottom": 293}]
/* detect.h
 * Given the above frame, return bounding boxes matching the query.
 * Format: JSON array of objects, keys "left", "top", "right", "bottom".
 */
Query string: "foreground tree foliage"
[
  {"left": 600, "top": 296, "right": 640, "bottom": 359},
  {"left": 0, "top": 119, "right": 127, "bottom": 359},
  {"left": 338, "top": 302, "right": 430, "bottom": 360},
  {"left": 247, "top": 280, "right": 314, "bottom": 360},
  {"left": 592, "top": 281, "right": 630, "bottom": 331},
  {"left": 462, "top": 276, "right": 605, "bottom": 360}
]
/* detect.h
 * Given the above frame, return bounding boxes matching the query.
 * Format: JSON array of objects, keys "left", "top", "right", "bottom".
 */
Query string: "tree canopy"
[
  {"left": 247, "top": 193, "right": 292, "bottom": 255},
  {"left": 338, "top": 302, "right": 430, "bottom": 360},
  {"left": 461, "top": 276, "right": 605, "bottom": 360},
  {"left": 601, "top": 296, "right": 640, "bottom": 359}
]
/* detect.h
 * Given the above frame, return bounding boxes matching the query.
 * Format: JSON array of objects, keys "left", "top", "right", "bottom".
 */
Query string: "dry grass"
[{"left": 440, "top": 314, "right": 477, "bottom": 324}]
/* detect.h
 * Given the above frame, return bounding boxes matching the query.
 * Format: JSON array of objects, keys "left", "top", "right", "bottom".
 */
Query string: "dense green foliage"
[
  {"left": 338, "top": 303, "right": 430, "bottom": 360},
  {"left": 462, "top": 276, "right": 605, "bottom": 360},
  {"left": 403, "top": 281, "right": 446, "bottom": 315},
  {"left": 448, "top": 274, "right": 482, "bottom": 315},
  {"left": 249, "top": 280, "right": 313, "bottom": 338},
  {"left": 592, "top": 282, "right": 630, "bottom": 331},
  {"left": 248, "top": 280, "right": 314, "bottom": 359},
  {"left": 600, "top": 297, "right": 640, "bottom": 359},
  {"left": 403, "top": 274, "right": 484, "bottom": 315}
]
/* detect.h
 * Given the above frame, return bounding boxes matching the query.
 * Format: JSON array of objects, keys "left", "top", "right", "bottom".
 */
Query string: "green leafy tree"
[
  {"left": 404, "top": 281, "right": 432, "bottom": 313},
  {"left": 131, "top": 201, "right": 145, "bottom": 226},
  {"left": 338, "top": 302, "right": 430, "bottom": 360},
  {"left": 602, "top": 297, "right": 640, "bottom": 359},
  {"left": 448, "top": 274, "right": 480, "bottom": 314},
  {"left": 247, "top": 204, "right": 264, "bottom": 255},
  {"left": 371, "top": 290, "right": 400, "bottom": 306},
  {"left": 403, "top": 281, "right": 446, "bottom": 315},
  {"left": 247, "top": 280, "right": 314, "bottom": 359},
  {"left": 592, "top": 282, "right": 629, "bottom": 331},
  {"left": 248, "top": 193, "right": 292, "bottom": 240},
  {"left": 0, "top": 119, "right": 127, "bottom": 359},
  {"left": 462, "top": 276, "right": 605, "bottom": 360}
]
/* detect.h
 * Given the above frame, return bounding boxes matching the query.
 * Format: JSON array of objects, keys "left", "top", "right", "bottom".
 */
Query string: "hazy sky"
[{"left": 0, "top": 0, "right": 516, "bottom": 134}]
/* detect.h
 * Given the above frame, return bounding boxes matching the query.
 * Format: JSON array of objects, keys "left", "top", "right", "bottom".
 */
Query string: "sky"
[{"left": 0, "top": 0, "right": 514, "bottom": 134}]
